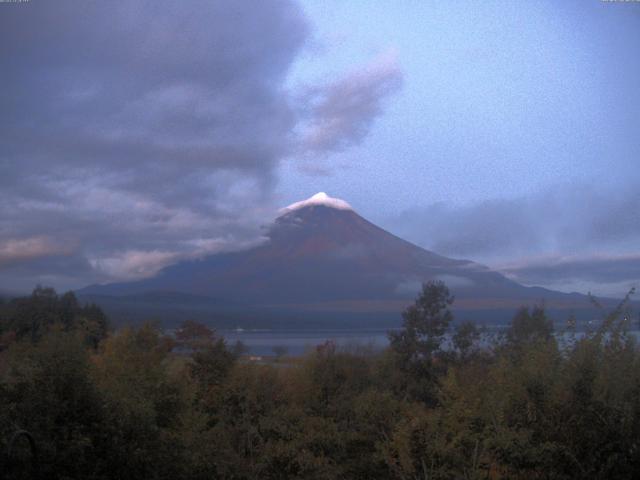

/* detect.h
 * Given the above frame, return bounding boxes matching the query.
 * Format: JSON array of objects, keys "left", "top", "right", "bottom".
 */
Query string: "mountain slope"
[{"left": 78, "top": 193, "right": 593, "bottom": 324}]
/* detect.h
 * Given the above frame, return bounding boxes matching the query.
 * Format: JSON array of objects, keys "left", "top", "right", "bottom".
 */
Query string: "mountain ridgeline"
[{"left": 78, "top": 193, "right": 594, "bottom": 327}]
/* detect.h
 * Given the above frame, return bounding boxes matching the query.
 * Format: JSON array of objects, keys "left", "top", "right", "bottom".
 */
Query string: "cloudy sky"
[{"left": 1, "top": 0, "right": 638, "bottom": 297}]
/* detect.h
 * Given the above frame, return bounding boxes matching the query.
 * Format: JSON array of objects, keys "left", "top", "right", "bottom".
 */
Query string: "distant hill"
[{"left": 78, "top": 193, "right": 609, "bottom": 328}]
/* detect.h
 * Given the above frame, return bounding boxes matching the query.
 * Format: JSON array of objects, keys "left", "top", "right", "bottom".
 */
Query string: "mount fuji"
[{"left": 78, "top": 193, "right": 593, "bottom": 327}]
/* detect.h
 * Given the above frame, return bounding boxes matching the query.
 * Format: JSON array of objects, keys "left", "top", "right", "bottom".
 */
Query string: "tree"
[
  {"left": 175, "top": 319, "right": 215, "bottom": 351},
  {"left": 389, "top": 281, "right": 454, "bottom": 363},
  {"left": 1, "top": 331, "right": 107, "bottom": 479},
  {"left": 173, "top": 321, "right": 237, "bottom": 407},
  {"left": 506, "top": 305, "right": 553, "bottom": 347},
  {"left": 76, "top": 302, "right": 109, "bottom": 348},
  {"left": 0, "top": 287, "right": 109, "bottom": 348},
  {"left": 272, "top": 345, "right": 288, "bottom": 361},
  {"left": 388, "top": 281, "right": 454, "bottom": 403},
  {"left": 452, "top": 321, "right": 481, "bottom": 361},
  {"left": 91, "top": 323, "right": 188, "bottom": 479},
  {"left": 190, "top": 338, "right": 236, "bottom": 392}
]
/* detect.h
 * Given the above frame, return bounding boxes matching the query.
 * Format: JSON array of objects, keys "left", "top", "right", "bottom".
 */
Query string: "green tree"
[
  {"left": 175, "top": 320, "right": 237, "bottom": 403},
  {"left": 175, "top": 319, "right": 215, "bottom": 351},
  {"left": 388, "top": 281, "right": 454, "bottom": 403},
  {"left": 389, "top": 281, "right": 454, "bottom": 360},
  {"left": 272, "top": 345, "right": 289, "bottom": 362},
  {"left": 0, "top": 287, "right": 108, "bottom": 348},
  {"left": 1, "top": 331, "right": 107, "bottom": 479},
  {"left": 190, "top": 338, "right": 236, "bottom": 395},
  {"left": 452, "top": 321, "right": 482, "bottom": 362},
  {"left": 92, "top": 323, "right": 189, "bottom": 479},
  {"left": 506, "top": 305, "right": 553, "bottom": 348}
]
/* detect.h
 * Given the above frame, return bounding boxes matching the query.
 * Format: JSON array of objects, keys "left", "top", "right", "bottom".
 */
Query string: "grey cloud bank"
[
  {"left": 501, "top": 255, "right": 640, "bottom": 294},
  {"left": 383, "top": 185, "right": 640, "bottom": 297}
]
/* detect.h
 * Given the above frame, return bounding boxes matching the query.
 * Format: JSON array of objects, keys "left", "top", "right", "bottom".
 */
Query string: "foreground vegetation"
[{"left": 1, "top": 284, "right": 639, "bottom": 479}]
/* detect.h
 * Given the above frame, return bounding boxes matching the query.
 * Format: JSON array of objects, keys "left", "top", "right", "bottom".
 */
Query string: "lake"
[
  {"left": 220, "top": 326, "right": 640, "bottom": 356},
  {"left": 220, "top": 328, "right": 396, "bottom": 356}
]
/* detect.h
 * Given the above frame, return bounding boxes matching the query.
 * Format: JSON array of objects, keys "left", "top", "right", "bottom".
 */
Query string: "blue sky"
[
  {"left": 280, "top": 0, "right": 639, "bottom": 213},
  {"left": 0, "top": 0, "right": 638, "bottom": 297}
]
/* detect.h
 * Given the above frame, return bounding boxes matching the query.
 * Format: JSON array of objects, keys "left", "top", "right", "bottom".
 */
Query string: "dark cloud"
[
  {"left": 1, "top": 1, "right": 305, "bottom": 190},
  {"left": 0, "top": 1, "right": 403, "bottom": 290}
]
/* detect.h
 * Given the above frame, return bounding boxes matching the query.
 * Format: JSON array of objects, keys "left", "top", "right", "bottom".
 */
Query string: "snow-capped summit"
[
  {"left": 79, "top": 186, "right": 588, "bottom": 326},
  {"left": 281, "top": 192, "right": 353, "bottom": 213}
]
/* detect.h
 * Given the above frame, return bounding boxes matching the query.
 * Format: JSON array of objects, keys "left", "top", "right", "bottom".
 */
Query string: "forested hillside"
[{"left": 1, "top": 284, "right": 639, "bottom": 479}]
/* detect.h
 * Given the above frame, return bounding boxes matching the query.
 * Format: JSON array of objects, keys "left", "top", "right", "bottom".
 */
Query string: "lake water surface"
[
  {"left": 221, "top": 328, "right": 395, "bottom": 356},
  {"left": 220, "top": 327, "right": 640, "bottom": 356}
]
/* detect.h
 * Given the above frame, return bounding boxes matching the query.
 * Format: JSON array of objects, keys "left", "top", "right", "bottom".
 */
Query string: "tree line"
[{"left": 0, "top": 282, "right": 638, "bottom": 479}]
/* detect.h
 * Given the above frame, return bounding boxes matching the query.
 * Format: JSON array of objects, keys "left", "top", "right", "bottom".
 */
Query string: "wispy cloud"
[{"left": 299, "top": 51, "right": 403, "bottom": 154}]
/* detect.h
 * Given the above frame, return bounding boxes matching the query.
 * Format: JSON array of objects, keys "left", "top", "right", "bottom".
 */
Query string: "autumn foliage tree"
[{"left": 2, "top": 285, "right": 640, "bottom": 479}]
